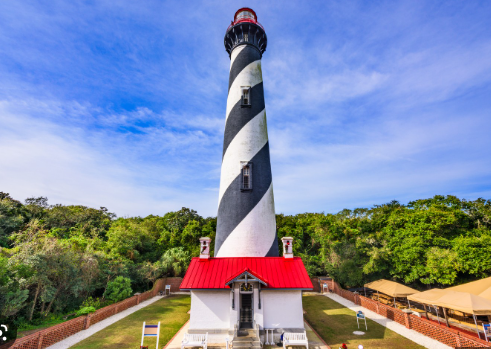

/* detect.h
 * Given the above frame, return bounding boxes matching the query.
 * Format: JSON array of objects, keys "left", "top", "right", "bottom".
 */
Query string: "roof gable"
[{"left": 225, "top": 268, "right": 268, "bottom": 286}]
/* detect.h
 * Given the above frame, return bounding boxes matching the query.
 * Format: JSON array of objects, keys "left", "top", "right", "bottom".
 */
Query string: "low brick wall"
[
  {"left": 5, "top": 277, "right": 184, "bottom": 349},
  {"left": 310, "top": 277, "right": 321, "bottom": 292},
  {"left": 167, "top": 277, "right": 187, "bottom": 293},
  {"left": 327, "top": 279, "right": 491, "bottom": 348}
]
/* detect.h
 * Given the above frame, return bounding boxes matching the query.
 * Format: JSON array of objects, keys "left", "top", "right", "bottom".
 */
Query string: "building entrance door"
[{"left": 240, "top": 293, "right": 253, "bottom": 328}]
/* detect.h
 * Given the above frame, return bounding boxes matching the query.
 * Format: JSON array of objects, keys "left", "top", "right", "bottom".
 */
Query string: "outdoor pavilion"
[
  {"left": 448, "top": 276, "right": 491, "bottom": 301},
  {"left": 364, "top": 279, "right": 418, "bottom": 309},
  {"left": 408, "top": 289, "right": 491, "bottom": 340}
]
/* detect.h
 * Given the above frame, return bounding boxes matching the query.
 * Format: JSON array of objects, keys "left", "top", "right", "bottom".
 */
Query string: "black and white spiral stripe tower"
[{"left": 215, "top": 8, "right": 279, "bottom": 257}]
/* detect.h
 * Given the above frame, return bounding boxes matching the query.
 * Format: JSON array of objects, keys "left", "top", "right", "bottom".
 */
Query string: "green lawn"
[
  {"left": 303, "top": 294, "right": 424, "bottom": 349},
  {"left": 71, "top": 295, "right": 190, "bottom": 349}
]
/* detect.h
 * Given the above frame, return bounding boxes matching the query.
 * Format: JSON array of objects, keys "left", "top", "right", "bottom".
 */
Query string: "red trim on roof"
[
  {"left": 180, "top": 257, "right": 313, "bottom": 290},
  {"left": 224, "top": 267, "right": 268, "bottom": 286}
]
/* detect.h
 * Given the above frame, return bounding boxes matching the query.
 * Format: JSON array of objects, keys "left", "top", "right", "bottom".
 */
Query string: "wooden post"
[
  {"left": 141, "top": 321, "right": 146, "bottom": 347},
  {"left": 443, "top": 307, "right": 449, "bottom": 327}
]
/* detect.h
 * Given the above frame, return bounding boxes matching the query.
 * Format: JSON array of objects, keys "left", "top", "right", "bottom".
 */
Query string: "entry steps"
[{"left": 233, "top": 329, "right": 261, "bottom": 349}]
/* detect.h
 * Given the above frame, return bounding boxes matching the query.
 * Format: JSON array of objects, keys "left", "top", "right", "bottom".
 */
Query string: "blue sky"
[{"left": 1, "top": 1, "right": 490, "bottom": 218}]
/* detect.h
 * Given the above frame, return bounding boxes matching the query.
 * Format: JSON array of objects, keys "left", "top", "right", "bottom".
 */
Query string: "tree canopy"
[{"left": 1, "top": 192, "right": 490, "bottom": 329}]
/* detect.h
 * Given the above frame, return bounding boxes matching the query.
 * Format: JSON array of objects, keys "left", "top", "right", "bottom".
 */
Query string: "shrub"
[
  {"left": 76, "top": 306, "right": 96, "bottom": 316},
  {"left": 103, "top": 276, "right": 132, "bottom": 303}
]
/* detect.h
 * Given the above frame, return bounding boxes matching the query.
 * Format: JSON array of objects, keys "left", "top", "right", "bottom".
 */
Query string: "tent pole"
[
  {"left": 443, "top": 308, "right": 449, "bottom": 327},
  {"left": 407, "top": 299, "right": 411, "bottom": 310},
  {"left": 377, "top": 291, "right": 379, "bottom": 302},
  {"left": 394, "top": 297, "right": 396, "bottom": 308},
  {"left": 424, "top": 305, "right": 429, "bottom": 319},
  {"left": 434, "top": 306, "right": 441, "bottom": 325},
  {"left": 473, "top": 313, "right": 481, "bottom": 339}
]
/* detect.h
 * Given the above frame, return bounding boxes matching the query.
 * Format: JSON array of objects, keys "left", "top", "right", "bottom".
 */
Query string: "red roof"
[{"left": 180, "top": 257, "right": 313, "bottom": 290}]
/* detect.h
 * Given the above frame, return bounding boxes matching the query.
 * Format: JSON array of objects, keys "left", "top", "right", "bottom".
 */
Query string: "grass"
[
  {"left": 71, "top": 295, "right": 190, "bottom": 349},
  {"left": 303, "top": 294, "right": 424, "bottom": 349}
]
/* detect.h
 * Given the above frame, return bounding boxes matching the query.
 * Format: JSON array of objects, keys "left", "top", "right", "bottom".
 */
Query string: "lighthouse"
[
  {"left": 180, "top": 9, "right": 312, "bottom": 343},
  {"left": 215, "top": 8, "right": 279, "bottom": 257}
]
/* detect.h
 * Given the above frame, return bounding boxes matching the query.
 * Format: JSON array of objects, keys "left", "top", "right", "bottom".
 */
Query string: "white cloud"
[
  {"left": 1, "top": 1, "right": 490, "bottom": 218},
  {"left": 0, "top": 99, "right": 220, "bottom": 217}
]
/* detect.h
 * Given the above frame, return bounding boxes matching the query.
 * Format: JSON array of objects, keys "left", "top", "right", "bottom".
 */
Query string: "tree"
[
  {"left": 0, "top": 193, "right": 25, "bottom": 247},
  {"left": 103, "top": 276, "right": 132, "bottom": 303},
  {"left": 158, "top": 247, "right": 190, "bottom": 277}
]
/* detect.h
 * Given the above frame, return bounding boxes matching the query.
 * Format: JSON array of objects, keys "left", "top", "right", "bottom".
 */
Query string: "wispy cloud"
[{"left": 0, "top": 0, "right": 490, "bottom": 217}]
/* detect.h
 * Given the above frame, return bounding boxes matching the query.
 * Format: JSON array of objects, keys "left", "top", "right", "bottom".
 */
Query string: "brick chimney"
[
  {"left": 281, "top": 237, "right": 293, "bottom": 259},
  {"left": 199, "top": 237, "right": 211, "bottom": 259}
]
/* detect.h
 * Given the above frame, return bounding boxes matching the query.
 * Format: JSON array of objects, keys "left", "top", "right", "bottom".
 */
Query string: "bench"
[
  {"left": 283, "top": 331, "right": 308, "bottom": 349},
  {"left": 181, "top": 333, "right": 208, "bottom": 349}
]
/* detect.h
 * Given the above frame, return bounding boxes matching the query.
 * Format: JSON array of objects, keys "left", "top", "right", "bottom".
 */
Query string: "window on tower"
[
  {"left": 244, "top": 33, "right": 249, "bottom": 42},
  {"left": 240, "top": 161, "right": 252, "bottom": 191},
  {"left": 241, "top": 86, "right": 251, "bottom": 107}
]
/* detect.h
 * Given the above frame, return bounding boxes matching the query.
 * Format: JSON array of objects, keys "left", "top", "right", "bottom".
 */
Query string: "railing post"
[
  {"left": 84, "top": 314, "right": 92, "bottom": 330},
  {"left": 37, "top": 332, "right": 44, "bottom": 349},
  {"left": 404, "top": 312, "right": 411, "bottom": 329}
]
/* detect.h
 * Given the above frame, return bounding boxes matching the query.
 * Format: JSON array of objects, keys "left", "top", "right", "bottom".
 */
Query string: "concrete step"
[
  {"left": 232, "top": 344, "right": 261, "bottom": 349},
  {"left": 233, "top": 339, "right": 261, "bottom": 344},
  {"left": 234, "top": 335, "right": 258, "bottom": 342},
  {"left": 236, "top": 331, "right": 255, "bottom": 337}
]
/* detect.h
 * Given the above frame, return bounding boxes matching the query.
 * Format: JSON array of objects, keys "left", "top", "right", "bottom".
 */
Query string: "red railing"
[{"left": 226, "top": 19, "right": 265, "bottom": 32}]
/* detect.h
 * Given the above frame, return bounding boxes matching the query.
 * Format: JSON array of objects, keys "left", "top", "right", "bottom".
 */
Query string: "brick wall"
[
  {"left": 167, "top": 277, "right": 187, "bottom": 293},
  {"left": 310, "top": 277, "right": 321, "bottom": 292},
  {"left": 6, "top": 277, "right": 184, "bottom": 349},
  {"left": 328, "top": 280, "right": 491, "bottom": 348}
]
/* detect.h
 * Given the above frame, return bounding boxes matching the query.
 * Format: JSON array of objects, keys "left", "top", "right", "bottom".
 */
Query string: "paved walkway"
[
  {"left": 324, "top": 293, "right": 451, "bottom": 349},
  {"left": 46, "top": 295, "right": 165, "bottom": 349}
]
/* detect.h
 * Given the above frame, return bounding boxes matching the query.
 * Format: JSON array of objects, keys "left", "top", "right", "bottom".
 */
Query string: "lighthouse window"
[
  {"left": 244, "top": 33, "right": 249, "bottom": 42},
  {"left": 243, "top": 167, "right": 250, "bottom": 188},
  {"left": 240, "top": 161, "right": 252, "bottom": 191},
  {"left": 236, "top": 10, "right": 255, "bottom": 22},
  {"left": 241, "top": 86, "right": 251, "bottom": 107}
]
